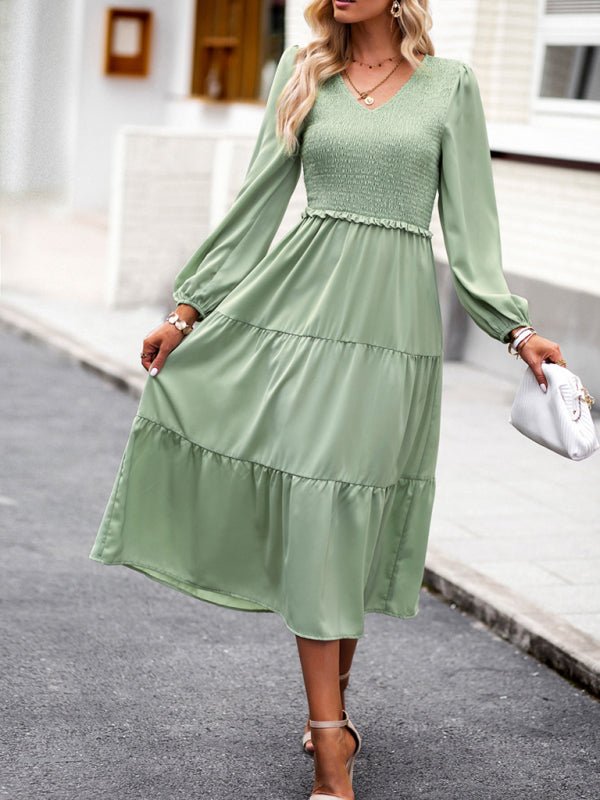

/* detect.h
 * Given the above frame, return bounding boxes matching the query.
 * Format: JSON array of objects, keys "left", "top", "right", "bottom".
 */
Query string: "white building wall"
[
  {"left": 0, "top": 0, "right": 11, "bottom": 177},
  {"left": 471, "top": 0, "right": 539, "bottom": 123},
  {"left": 429, "top": 0, "right": 480, "bottom": 60},
  {"left": 0, "top": 0, "right": 197, "bottom": 209},
  {"left": 0, "top": 0, "right": 75, "bottom": 195},
  {"left": 430, "top": 0, "right": 538, "bottom": 122},
  {"left": 68, "top": 0, "right": 196, "bottom": 211},
  {"left": 285, "top": 0, "right": 312, "bottom": 47}
]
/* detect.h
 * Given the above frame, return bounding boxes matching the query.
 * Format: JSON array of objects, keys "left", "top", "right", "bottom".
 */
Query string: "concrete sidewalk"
[{"left": 2, "top": 288, "right": 599, "bottom": 697}]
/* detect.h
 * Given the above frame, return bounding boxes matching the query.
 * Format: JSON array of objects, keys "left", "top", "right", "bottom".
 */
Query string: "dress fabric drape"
[{"left": 89, "top": 46, "right": 532, "bottom": 640}]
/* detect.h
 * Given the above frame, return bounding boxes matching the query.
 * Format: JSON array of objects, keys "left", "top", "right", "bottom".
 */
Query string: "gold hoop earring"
[{"left": 390, "top": 0, "right": 402, "bottom": 18}]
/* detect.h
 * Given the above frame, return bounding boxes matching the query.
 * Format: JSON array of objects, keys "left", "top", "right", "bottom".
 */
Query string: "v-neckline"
[{"left": 337, "top": 53, "right": 429, "bottom": 113}]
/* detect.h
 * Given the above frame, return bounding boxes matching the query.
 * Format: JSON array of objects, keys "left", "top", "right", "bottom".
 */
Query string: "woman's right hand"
[
  {"left": 140, "top": 322, "right": 185, "bottom": 376},
  {"left": 140, "top": 305, "right": 200, "bottom": 376}
]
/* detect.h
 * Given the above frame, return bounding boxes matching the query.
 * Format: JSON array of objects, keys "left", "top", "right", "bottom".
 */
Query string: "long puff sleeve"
[
  {"left": 437, "top": 62, "right": 533, "bottom": 343},
  {"left": 172, "top": 44, "right": 302, "bottom": 318}
]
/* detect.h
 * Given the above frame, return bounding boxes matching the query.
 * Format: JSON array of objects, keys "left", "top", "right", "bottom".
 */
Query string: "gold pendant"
[{"left": 364, "top": 95, "right": 374, "bottom": 105}]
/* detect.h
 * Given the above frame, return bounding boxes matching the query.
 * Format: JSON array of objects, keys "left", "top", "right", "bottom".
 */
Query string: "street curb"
[
  {"left": 0, "top": 301, "right": 146, "bottom": 398},
  {"left": 424, "top": 546, "right": 600, "bottom": 697},
  {"left": 3, "top": 301, "right": 599, "bottom": 698}
]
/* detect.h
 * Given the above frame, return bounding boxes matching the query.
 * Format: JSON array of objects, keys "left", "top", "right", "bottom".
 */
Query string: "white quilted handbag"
[{"left": 509, "top": 362, "right": 599, "bottom": 461}]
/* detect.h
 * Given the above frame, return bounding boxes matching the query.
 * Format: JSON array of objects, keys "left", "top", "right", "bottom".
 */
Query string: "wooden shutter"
[{"left": 191, "top": 0, "right": 263, "bottom": 101}]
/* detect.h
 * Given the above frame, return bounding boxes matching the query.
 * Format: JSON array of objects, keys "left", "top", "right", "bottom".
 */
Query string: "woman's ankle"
[
  {"left": 311, "top": 726, "right": 355, "bottom": 758},
  {"left": 311, "top": 728, "right": 355, "bottom": 797}
]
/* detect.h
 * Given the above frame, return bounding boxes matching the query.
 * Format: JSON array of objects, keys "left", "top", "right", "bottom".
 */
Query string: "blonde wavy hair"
[{"left": 276, "top": 0, "right": 434, "bottom": 155}]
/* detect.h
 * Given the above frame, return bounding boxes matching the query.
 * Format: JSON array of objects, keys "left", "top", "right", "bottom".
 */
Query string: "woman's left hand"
[{"left": 517, "top": 333, "right": 566, "bottom": 392}]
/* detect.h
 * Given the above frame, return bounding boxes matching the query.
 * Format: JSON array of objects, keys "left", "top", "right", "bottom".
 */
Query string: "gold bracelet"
[{"left": 507, "top": 326, "right": 536, "bottom": 357}]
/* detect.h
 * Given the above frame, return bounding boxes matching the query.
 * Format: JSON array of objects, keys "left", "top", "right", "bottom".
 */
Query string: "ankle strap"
[
  {"left": 338, "top": 668, "right": 351, "bottom": 681},
  {"left": 309, "top": 717, "right": 348, "bottom": 728}
]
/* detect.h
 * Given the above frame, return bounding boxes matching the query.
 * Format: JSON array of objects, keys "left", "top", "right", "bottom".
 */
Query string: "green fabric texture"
[{"left": 89, "top": 45, "right": 532, "bottom": 640}]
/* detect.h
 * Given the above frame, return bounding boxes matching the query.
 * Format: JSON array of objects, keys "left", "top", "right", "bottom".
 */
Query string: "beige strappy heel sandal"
[
  {"left": 302, "top": 668, "right": 351, "bottom": 754},
  {"left": 308, "top": 709, "right": 362, "bottom": 800}
]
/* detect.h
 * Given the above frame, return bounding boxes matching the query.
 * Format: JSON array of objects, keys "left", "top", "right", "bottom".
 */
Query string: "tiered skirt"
[{"left": 89, "top": 210, "right": 445, "bottom": 640}]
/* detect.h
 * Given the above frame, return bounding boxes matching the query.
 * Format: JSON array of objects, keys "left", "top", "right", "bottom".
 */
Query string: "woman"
[{"left": 89, "top": 1, "right": 565, "bottom": 798}]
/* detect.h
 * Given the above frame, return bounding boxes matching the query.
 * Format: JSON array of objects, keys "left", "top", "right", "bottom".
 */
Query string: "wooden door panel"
[{"left": 192, "top": 0, "right": 263, "bottom": 101}]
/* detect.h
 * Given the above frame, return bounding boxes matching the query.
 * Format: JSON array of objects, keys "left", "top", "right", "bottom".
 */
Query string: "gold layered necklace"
[{"left": 342, "top": 58, "right": 402, "bottom": 106}]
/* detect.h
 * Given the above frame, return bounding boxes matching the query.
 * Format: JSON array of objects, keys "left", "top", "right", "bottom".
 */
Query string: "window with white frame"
[
  {"left": 540, "top": 45, "right": 600, "bottom": 99},
  {"left": 536, "top": 0, "right": 600, "bottom": 112}
]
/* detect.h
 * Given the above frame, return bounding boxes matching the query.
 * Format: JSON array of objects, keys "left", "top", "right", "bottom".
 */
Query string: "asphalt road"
[{"left": 1, "top": 326, "right": 599, "bottom": 800}]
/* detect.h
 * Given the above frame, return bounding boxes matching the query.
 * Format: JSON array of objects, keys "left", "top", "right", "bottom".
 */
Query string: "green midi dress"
[{"left": 89, "top": 45, "right": 533, "bottom": 640}]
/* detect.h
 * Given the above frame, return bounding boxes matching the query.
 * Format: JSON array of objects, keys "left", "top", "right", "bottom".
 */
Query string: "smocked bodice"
[
  {"left": 173, "top": 44, "right": 532, "bottom": 348},
  {"left": 299, "top": 54, "right": 462, "bottom": 238}
]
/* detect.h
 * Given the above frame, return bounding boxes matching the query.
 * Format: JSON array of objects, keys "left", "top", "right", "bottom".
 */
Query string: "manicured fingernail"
[
  {"left": 150, "top": 367, "right": 158, "bottom": 377},
  {"left": 540, "top": 383, "right": 547, "bottom": 393}
]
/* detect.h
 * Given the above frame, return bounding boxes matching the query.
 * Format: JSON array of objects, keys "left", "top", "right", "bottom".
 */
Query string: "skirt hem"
[{"left": 88, "top": 554, "right": 420, "bottom": 641}]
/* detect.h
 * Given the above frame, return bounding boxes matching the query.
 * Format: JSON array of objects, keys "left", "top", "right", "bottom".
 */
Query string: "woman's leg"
[
  {"left": 296, "top": 636, "right": 358, "bottom": 799},
  {"left": 339, "top": 638, "right": 359, "bottom": 700},
  {"left": 303, "top": 637, "right": 359, "bottom": 753}
]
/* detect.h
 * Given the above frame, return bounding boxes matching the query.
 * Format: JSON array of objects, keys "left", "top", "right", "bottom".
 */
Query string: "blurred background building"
[{"left": 0, "top": 0, "right": 599, "bottom": 391}]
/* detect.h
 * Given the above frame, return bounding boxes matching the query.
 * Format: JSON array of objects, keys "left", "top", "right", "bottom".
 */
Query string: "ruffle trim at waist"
[{"left": 300, "top": 206, "right": 433, "bottom": 238}]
